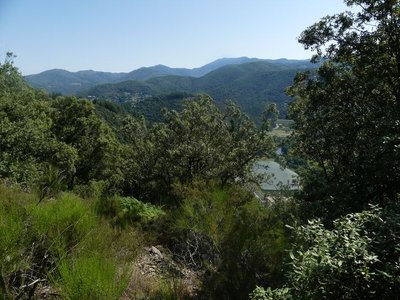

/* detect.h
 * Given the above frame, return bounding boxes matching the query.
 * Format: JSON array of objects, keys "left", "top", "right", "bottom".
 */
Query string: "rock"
[{"left": 150, "top": 246, "right": 163, "bottom": 259}]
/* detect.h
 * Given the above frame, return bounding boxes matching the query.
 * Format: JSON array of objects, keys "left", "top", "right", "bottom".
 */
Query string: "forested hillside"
[
  {"left": 24, "top": 57, "right": 262, "bottom": 95},
  {"left": 84, "top": 60, "right": 314, "bottom": 119},
  {"left": 25, "top": 59, "right": 315, "bottom": 120},
  {"left": 1, "top": 0, "right": 400, "bottom": 299},
  {"left": 24, "top": 69, "right": 127, "bottom": 95},
  {"left": 1, "top": 54, "right": 284, "bottom": 299}
]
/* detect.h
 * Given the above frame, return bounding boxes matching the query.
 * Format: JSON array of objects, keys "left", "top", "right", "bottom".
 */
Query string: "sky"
[{"left": 0, "top": 0, "right": 350, "bottom": 75}]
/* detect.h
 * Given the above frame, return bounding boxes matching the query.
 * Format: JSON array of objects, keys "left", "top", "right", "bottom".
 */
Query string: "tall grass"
[
  {"left": 0, "top": 184, "right": 139, "bottom": 299},
  {"left": 0, "top": 186, "right": 29, "bottom": 296},
  {"left": 56, "top": 253, "right": 128, "bottom": 300},
  {"left": 29, "top": 193, "right": 96, "bottom": 255}
]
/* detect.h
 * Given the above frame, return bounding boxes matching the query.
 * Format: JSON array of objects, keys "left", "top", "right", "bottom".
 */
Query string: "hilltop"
[
  {"left": 83, "top": 59, "right": 315, "bottom": 119},
  {"left": 24, "top": 57, "right": 263, "bottom": 95}
]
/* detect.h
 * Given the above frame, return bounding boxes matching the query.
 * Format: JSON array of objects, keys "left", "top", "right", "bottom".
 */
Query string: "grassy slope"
[{"left": 0, "top": 184, "right": 140, "bottom": 299}]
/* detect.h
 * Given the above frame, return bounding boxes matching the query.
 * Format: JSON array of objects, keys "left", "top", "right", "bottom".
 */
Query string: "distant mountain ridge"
[
  {"left": 24, "top": 69, "right": 126, "bottom": 95},
  {"left": 83, "top": 59, "right": 316, "bottom": 119},
  {"left": 25, "top": 57, "right": 264, "bottom": 94}
]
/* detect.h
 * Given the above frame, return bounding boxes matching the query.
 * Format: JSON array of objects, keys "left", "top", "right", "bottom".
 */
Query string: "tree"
[
  {"left": 119, "top": 115, "right": 160, "bottom": 198},
  {"left": 119, "top": 95, "right": 274, "bottom": 203},
  {"left": 157, "top": 95, "right": 230, "bottom": 184},
  {"left": 50, "top": 96, "right": 123, "bottom": 189},
  {"left": 288, "top": 0, "right": 400, "bottom": 216},
  {"left": 220, "top": 101, "right": 275, "bottom": 183},
  {"left": 0, "top": 54, "right": 77, "bottom": 186},
  {"left": 156, "top": 95, "right": 274, "bottom": 200}
]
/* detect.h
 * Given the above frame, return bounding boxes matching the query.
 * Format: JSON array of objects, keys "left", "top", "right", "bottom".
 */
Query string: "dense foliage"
[
  {"left": 119, "top": 95, "right": 274, "bottom": 203},
  {"left": 4, "top": 54, "right": 277, "bottom": 201},
  {"left": 1, "top": 54, "right": 284, "bottom": 298},
  {"left": 3, "top": 1, "right": 400, "bottom": 298},
  {"left": 0, "top": 185, "right": 137, "bottom": 299},
  {"left": 251, "top": 204, "right": 400, "bottom": 299},
  {"left": 0, "top": 54, "right": 77, "bottom": 187},
  {"left": 288, "top": 0, "right": 400, "bottom": 217},
  {"left": 252, "top": 0, "right": 400, "bottom": 299},
  {"left": 82, "top": 60, "right": 315, "bottom": 119},
  {"left": 167, "top": 182, "right": 288, "bottom": 299}
]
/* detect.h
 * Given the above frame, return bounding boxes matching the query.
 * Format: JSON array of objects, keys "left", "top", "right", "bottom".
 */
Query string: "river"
[{"left": 253, "top": 160, "right": 300, "bottom": 191}]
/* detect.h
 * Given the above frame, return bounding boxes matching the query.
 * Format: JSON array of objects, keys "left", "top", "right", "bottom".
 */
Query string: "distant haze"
[{"left": 0, "top": 0, "right": 350, "bottom": 75}]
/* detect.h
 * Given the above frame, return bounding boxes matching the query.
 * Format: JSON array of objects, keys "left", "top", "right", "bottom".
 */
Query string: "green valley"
[
  {"left": 26, "top": 59, "right": 316, "bottom": 120},
  {"left": 2, "top": 0, "right": 400, "bottom": 299}
]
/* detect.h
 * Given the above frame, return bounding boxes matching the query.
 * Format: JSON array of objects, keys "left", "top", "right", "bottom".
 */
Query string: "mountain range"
[
  {"left": 25, "top": 57, "right": 262, "bottom": 95},
  {"left": 25, "top": 57, "right": 317, "bottom": 118},
  {"left": 82, "top": 59, "right": 315, "bottom": 118}
]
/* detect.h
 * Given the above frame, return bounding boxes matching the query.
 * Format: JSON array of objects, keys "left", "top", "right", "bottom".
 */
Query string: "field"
[{"left": 270, "top": 119, "right": 294, "bottom": 137}]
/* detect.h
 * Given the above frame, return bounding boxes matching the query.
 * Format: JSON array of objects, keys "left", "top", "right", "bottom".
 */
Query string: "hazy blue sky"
[{"left": 0, "top": 0, "right": 350, "bottom": 75}]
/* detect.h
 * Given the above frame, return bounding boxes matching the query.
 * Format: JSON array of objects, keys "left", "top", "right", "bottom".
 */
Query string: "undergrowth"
[{"left": 0, "top": 184, "right": 140, "bottom": 299}]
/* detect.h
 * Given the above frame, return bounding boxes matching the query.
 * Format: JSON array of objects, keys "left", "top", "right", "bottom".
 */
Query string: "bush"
[
  {"left": 250, "top": 286, "right": 291, "bottom": 300},
  {"left": 254, "top": 204, "right": 400, "bottom": 299},
  {"left": 97, "top": 195, "right": 165, "bottom": 228},
  {"left": 72, "top": 180, "right": 108, "bottom": 200},
  {"left": 36, "top": 164, "right": 66, "bottom": 201},
  {"left": 77, "top": 220, "right": 143, "bottom": 263},
  {"left": 167, "top": 181, "right": 289, "bottom": 299}
]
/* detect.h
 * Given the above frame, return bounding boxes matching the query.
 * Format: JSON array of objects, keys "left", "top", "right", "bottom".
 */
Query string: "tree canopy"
[
  {"left": 288, "top": 0, "right": 400, "bottom": 216},
  {"left": 0, "top": 54, "right": 77, "bottom": 186},
  {"left": 252, "top": 1, "right": 400, "bottom": 298},
  {"left": 119, "top": 95, "right": 274, "bottom": 203},
  {"left": 0, "top": 55, "right": 274, "bottom": 204}
]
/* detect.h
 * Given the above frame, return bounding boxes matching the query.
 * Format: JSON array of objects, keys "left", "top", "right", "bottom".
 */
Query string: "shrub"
[
  {"left": 72, "top": 180, "right": 108, "bottom": 200},
  {"left": 36, "top": 164, "right": 66, "bottom": 201},
  {"left": 168, "top": 181, "right": 288, "bottom": 299},
  {"left": 120, "top": 197, "right": 165, "bottom": 222},
  {"left": 98, "top": 196, "right": 165, "bottom": 228},
  {"left": 254, "top": 204, "right": 400, "bottom": 299},
  {"left": 78, "top": 220, "right": 143, "bottom": 263},
  {"left": 250, "top": 286, "right": 291, "bottom": 300},
  {"left": 0, "top": 184, "right": 136, "bottom": 298}
]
